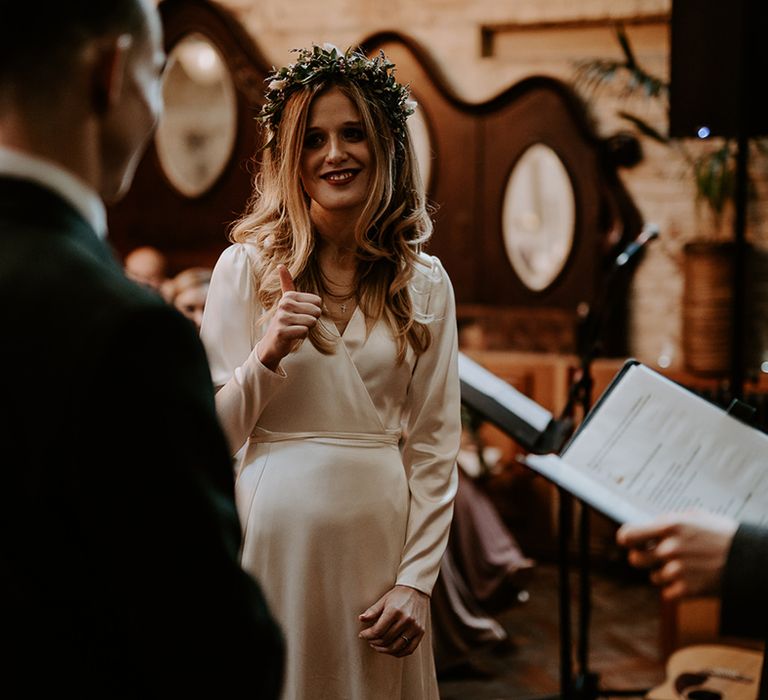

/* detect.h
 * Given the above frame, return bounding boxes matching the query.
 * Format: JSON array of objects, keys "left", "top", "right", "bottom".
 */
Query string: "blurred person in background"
[
  {"left": 124, "top": 244, "right": 168, "bottom": 292},
  {"left": 167, "top": 266, "right": 212, "bottom": 331}
]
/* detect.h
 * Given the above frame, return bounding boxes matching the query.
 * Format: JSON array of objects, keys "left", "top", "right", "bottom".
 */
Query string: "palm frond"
[
  {"left": 572, "top": 27, "right": 669, "bottom": 104},
  {"left": 617, "top": 111, "right": 669, "bottom": 145}
]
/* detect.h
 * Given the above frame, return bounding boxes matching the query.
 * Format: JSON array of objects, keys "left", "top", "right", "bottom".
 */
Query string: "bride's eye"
[
  {"left": 304, "top": 130, "right": 325, "bottom": 149},
  {"left": 343, "top": 126, "right": 365, "bottom": 142}
]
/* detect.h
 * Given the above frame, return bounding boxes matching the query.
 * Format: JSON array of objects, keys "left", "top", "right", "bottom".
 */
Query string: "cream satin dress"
[{"left": 200, "top": 244, "right": 460, "bottom": 700}]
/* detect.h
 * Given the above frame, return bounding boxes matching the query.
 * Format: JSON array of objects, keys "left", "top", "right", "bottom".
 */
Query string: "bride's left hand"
[{"left": 358, "top": 584, "right": 429, "bottom": 657}]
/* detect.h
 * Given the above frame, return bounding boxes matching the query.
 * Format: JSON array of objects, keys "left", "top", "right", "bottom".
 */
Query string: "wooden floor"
[{"left": 437, "top": 561, "right": 666, "bottom": 700}]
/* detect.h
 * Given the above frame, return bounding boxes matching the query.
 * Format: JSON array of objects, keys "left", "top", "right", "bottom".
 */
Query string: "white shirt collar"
[{"left": 0, "top": 146, "right": 107, "bottom": 239}]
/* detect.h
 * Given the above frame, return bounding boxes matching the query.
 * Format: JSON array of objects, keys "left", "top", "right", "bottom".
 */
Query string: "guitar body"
[{"left": 648, "top": 644, "right": 763, "bottom": 700}]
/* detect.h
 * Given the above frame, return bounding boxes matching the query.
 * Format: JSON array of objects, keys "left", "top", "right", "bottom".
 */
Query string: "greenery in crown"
[{"left": 259, "top": 44, "right": 416, "bottom": 147}]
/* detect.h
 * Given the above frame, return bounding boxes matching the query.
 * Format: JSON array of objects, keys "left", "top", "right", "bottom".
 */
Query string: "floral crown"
[{"left": 259, "top": 44, "right": 416, "bottom": 147}]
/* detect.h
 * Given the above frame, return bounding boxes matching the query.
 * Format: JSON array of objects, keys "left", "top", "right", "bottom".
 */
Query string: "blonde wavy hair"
[{"left": 230, "top": 77, "right": 433, "bottom": 362}]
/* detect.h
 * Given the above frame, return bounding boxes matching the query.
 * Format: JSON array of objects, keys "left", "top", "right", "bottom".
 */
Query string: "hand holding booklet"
[{"left": 525, "top": 361, "right": 768, "bottom": 526}]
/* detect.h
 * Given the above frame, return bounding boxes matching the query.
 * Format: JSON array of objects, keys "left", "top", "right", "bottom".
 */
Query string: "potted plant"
[{"left": 572, "top": 25, "right": 767, "bottom": 375}]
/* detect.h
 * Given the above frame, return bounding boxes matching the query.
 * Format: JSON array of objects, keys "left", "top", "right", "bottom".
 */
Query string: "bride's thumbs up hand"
[{"left": 257, "top": 265, "right": 322, "bottom": 372}]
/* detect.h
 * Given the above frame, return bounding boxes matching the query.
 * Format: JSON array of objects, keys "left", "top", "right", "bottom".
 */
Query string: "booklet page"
[{"left": 529, "top": 364, "right": 768, "bottom": 525}]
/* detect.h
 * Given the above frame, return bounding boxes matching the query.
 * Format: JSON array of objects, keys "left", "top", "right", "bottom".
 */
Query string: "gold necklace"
[
  {"left": 326, "top": 295, "right": 355, "bottom": 316},
  {"left": 318, "top": 266, "right": 356, "bottom": 316}
]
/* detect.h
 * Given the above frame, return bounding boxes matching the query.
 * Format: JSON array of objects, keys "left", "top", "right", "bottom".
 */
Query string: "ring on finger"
[{"left": 401, "top": 634, "right": 410, "bottom": 644}]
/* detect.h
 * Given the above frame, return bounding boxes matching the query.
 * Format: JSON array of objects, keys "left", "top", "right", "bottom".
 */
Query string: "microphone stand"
[{"left": 555, "top": 224, "right": 659, "bottom": 700}]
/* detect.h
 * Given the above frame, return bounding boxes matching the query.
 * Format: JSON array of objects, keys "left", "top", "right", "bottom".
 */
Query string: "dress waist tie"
[{"left": 249, "top": 426, "right": 401, "bottom": 448}]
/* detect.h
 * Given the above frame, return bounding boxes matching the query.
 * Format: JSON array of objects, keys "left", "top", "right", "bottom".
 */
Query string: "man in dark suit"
[
  {"left": 618, "top": 513, "right": 767, "bottom": 699},
  {"left": 0, "top": 1, "right": 283, "bottom": 695}
]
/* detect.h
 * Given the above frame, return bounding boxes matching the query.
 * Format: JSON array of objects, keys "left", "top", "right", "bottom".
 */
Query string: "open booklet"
[{"left": 525, "top": 361, "right": 768, "bottom": 525}]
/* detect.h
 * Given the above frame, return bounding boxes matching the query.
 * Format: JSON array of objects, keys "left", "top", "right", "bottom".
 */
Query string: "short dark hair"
[{"left": 0, "top": 1, "right": 147, "bottom": 99}]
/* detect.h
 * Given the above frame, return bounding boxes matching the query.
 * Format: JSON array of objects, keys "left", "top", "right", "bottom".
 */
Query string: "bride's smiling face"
[{"left": 300, "top": 86, "right": 372, "bottom": 220}]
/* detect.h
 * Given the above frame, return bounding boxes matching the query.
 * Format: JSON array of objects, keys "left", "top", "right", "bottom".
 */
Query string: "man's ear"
[{"left": 90, "top": 34, "right": 132, "bottom": 115}]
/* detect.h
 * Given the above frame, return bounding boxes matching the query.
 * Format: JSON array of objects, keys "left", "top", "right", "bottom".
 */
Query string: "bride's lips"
[{"left": 320, "top": 169, "right": 361, "bottom": 185}]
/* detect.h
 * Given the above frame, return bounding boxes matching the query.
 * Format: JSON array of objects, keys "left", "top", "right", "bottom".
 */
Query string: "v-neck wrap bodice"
[
  {"left": 204, "top": 246, "right": 454, "bottom": 434},
  {"left": 201, "top": 243, "right": 460, "bottom": 700}
]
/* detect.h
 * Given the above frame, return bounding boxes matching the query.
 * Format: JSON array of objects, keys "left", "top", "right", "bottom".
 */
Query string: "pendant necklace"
[{"left": 318, "top": 264, "right": 355, "bottom": 318}]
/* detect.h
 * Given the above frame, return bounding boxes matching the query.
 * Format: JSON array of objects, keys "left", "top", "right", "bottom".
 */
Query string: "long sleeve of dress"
[
  {"left": 200, "top": 244, "right": 287, "bottom": 454},
  {"left": 396, "top": 256, "right": 461, "bottom": 596}
]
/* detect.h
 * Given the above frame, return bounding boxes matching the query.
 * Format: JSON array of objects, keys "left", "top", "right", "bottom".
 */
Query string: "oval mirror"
[
  {"left": 407, "top": 100, "right": 433, "bottom": 190},
  {"left": 502, "top": 143, "right": 575, "bottom": 292},
  {"left": 155, "top": 33, "right": 237, "bottom": 198}
]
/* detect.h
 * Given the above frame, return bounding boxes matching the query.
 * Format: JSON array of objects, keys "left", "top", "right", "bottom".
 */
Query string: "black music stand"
[
  {"left": 460, "top": 226, "right": 657, "bottom": 699},
  {"left": 458, "top": 353, "right": 572, "bottom": 456},
  {"left": 550, "top": 225, "right": 659, "bottom": 700},
  {"left": 461, "top": 351, "right": 636, "bottom": 700}
]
